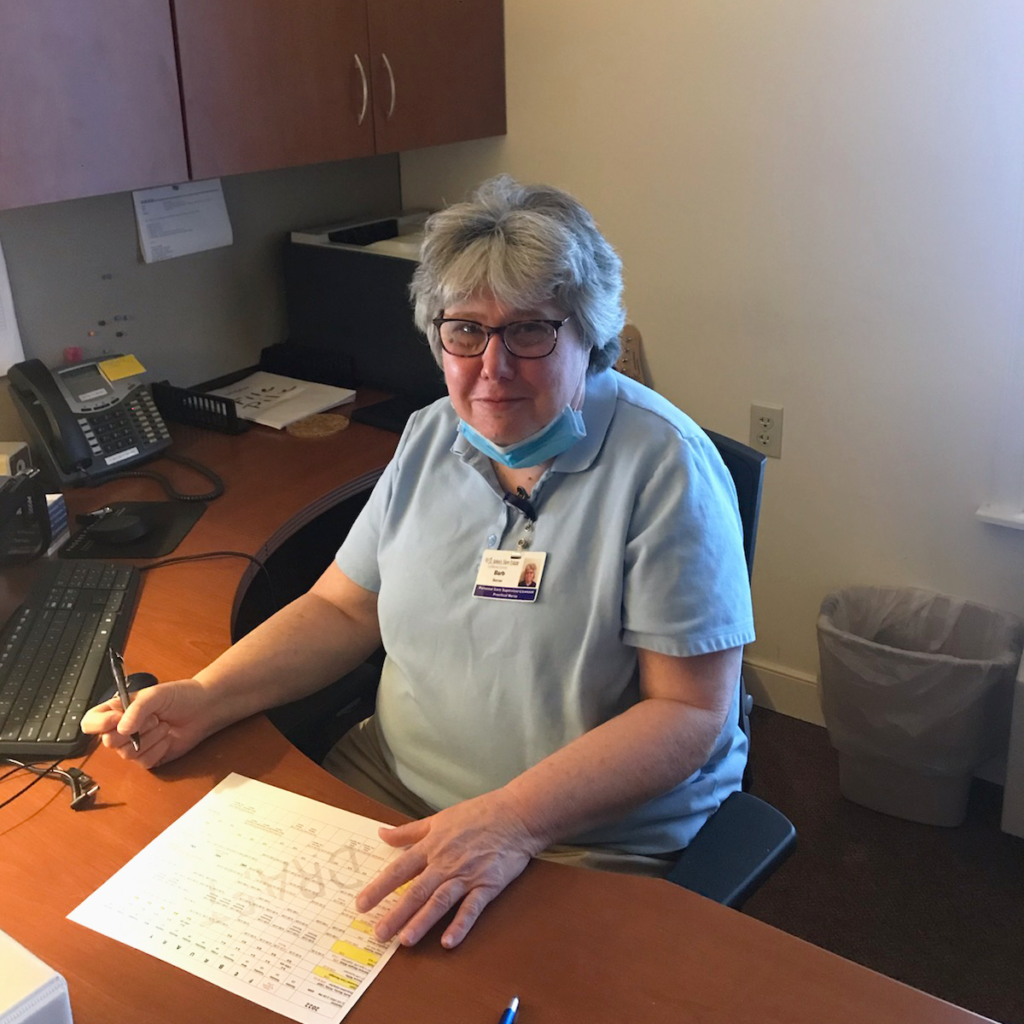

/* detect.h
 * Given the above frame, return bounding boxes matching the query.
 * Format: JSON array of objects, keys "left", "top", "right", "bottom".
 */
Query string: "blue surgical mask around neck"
[{"left": 458, "top": 405, "right": 587, "bottom": 469}]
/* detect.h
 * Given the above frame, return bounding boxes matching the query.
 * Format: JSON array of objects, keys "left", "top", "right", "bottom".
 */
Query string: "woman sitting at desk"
[{"left": 84, "top": 175, "right": 753, "bottom": 950}]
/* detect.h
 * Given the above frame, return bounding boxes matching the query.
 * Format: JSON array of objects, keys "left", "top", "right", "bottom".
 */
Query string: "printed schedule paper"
[
  {"left": 132, "top": 178, "right": 233, "bottom": 263},
  {"left": 68, "top": 774, "right": 404, "bottom": 1024}
]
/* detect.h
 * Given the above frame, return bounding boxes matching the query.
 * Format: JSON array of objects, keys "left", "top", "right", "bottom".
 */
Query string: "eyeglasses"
[{"left": 432, "top": 315, "right": 573, "bottom": 359}]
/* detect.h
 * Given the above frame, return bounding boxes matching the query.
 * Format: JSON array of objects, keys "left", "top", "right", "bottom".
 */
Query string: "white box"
[{"left": 0, "top": 930, "right": 73, "bottom": 1024}]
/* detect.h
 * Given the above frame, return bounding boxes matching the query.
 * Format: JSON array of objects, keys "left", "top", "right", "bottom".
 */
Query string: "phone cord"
[{"left": 102, "top": 453, "right": 225, "bottom": 502}]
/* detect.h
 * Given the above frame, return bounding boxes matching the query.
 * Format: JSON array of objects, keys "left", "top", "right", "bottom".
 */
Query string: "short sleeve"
[
  {"left": 621, "top": 431, "right": 755, "bottom": 657},
  {"left": 334, "top": 413, "right": 419, "bottom": 592}
]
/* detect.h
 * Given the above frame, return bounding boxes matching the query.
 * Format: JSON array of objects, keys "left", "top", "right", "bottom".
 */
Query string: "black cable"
[
  {"left": 1, "top": 758, "right": 99, "bottom": 809},
  {"left": 138, "top": 549, "right": 277, "bottom": 607},
  {"left": 0, "top": 756, "right": 64, "bottom": 811},
  {"left": 98, "top": 453, "right": 225, "bottom": 502}
]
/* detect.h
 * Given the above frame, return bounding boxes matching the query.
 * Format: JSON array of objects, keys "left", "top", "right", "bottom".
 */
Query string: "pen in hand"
[
  {"left": 497, "top": 996, "right": 519, "bottom": 1024},
  {"left": 108, "top": 648, "right": 141, "bottom": 752}
]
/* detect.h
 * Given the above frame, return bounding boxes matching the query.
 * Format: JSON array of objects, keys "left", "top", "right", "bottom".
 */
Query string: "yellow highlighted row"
[
  {"left": 313, "top": 966, "right": 358, "bottom": 989},
  {"left": 330, "top": 940, "right": 379, "bottom": 966}
]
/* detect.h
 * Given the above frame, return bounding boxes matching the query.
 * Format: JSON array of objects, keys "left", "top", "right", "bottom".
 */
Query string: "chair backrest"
[
  {"left": 665, "top": 429, "right": 794, "bottom": 906},
  {"left": 702, "top": 428, "right": 765, "bottom": 790},
  {"left": 702, "top": 428, "right": 765, "bottom": 582}
]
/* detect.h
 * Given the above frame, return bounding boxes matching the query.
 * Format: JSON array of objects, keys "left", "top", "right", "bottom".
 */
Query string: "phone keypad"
[{"left": 80, "top": 389, "right": 170, "bottom": 458}]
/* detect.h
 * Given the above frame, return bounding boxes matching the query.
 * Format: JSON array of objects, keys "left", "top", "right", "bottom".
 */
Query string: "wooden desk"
[{"left": 0, "top": 410, "right": 992, "bottom": 1024}]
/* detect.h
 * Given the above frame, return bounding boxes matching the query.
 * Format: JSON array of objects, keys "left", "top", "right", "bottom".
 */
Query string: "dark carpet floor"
[{"left": 742, "top": 707, "right": 1024, "bottom": 1024}]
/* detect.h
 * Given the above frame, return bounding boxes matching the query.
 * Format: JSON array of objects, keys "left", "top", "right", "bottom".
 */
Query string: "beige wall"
[{"left": 401, "top": 2, "right": 1024, "bottom": 707}]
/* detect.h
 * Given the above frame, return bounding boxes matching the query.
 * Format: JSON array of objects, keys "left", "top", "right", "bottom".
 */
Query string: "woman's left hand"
[{"left": 355, "top": 789, "right": 543, "bottom": 949}]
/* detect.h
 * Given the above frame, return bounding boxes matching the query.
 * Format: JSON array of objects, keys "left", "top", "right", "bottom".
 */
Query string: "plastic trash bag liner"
[{"left": 817, "top": 586, "right": 1022, "bottom": 776}]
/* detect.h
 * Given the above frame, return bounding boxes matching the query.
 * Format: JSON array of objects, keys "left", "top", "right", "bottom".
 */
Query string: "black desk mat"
[{"left": 60, "top": 501, "right": 206, "bottom": 559}]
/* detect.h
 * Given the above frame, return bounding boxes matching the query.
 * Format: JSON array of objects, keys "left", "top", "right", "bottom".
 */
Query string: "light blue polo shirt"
[{"left": 336, "top": 369, "right": 754, "bottom": 854}]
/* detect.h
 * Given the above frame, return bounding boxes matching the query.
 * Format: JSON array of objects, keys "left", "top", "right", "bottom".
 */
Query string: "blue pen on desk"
[
  {"left": 498, "top": 996, "right": 519, "bottom": 1024},
  {"left": 108, "top": 648, "right": 141, "bottom": 752}
]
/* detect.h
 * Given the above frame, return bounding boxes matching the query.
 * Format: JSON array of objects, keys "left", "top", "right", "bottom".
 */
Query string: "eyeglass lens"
[{"left": 438, "top": 320, "right": 558, "bottom": 358}]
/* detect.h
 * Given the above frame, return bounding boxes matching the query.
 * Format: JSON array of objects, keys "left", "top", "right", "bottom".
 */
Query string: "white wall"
[{"left": 401, "top": 1, "right": 1024, "bottom": 715}]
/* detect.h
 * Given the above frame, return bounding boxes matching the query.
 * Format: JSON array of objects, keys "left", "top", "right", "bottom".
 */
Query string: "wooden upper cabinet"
[
  {"left": 0, "top": 1, "right": 506, "bottom": 211},
  {"left": 367, "top": 0, "right": 505, "bottom": 154},
  {"left": 0, "top": 0, "right": 188, "bottom": 210},
  {"left": 174, "top": 0, "right": 377, "bottom": 180}
]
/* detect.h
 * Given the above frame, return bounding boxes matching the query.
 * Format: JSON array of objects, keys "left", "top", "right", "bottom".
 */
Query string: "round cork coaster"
[{"left": 285, "top": 413, "right": 350, "bottom": 439}]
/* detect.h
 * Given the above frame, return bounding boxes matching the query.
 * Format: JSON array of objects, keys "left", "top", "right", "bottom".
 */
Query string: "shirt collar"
[{"left": 552, "top": 368, "right": 618, "bottom": 473}]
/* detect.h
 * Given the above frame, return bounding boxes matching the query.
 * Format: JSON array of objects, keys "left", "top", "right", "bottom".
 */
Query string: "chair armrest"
[
  {"left": 664, "top": 790, "right": 796, "bottom": 908},
  {"left": 266, "top": 661, "right": 381, "bottom": 762}
]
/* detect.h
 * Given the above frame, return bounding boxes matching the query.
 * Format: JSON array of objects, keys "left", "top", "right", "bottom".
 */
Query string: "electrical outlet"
[{"left": 750, "top": 403, "right": 783, "bottom": 458}]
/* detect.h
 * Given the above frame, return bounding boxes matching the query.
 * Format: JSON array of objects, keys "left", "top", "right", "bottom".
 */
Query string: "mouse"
[
  {"left": 87, "top": 512, "right": 149, "bottom": 544},
  {"left": 98, "top": 670, "right": 159, "bottom": 705}
]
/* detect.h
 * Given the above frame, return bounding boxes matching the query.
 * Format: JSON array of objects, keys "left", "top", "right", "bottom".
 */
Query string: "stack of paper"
[{"left": 209, "top": 371, "right": 355, "bottom": 430}]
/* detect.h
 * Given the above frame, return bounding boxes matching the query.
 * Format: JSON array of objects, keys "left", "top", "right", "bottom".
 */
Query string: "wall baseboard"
[
  {"left": 744, "top": 658, "right": 1008, "bottom": 790},
  {"left": 743, "top": 658, "right": 825, "bottom": 727}
]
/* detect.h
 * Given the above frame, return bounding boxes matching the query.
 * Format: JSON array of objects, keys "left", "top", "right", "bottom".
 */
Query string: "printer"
[{"left": 276, "top": 211, "right": 448, "bottom": 432}]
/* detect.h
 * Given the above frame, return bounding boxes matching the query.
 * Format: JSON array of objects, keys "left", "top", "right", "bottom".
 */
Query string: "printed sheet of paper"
[
  {"left": 0, "top": 236, "right": 25, "bottom": 374},
  {"left": 209, "top": 371, "right": 356, "bottom": 430},
  {"left": 68, "top": 774, "right": 404, "bottom": 1024},
  {"left": 132, "top": 178, "right": 233, "bottom": 263},
  {"left": 210, "top": 370, "right": 307, "bottom": 414}
]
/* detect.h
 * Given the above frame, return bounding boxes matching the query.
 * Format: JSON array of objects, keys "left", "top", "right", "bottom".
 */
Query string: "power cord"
[{"left": 0, "top": 758, "right": 98, "bottom": 810}]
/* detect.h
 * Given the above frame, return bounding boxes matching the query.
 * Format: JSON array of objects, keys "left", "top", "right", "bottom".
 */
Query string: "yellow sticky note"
[{"left": 99, "top": 354, "right": 146, "bottom": 381}]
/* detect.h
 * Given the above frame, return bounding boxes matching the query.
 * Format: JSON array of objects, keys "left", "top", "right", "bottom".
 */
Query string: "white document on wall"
[
  {"left": 68, "top": 774, "right": 404, "bottom": 1024},
  {"left": 0, "top": 237, "right": 26, "bottom": 374},
  {"left": 132, "top": 178, "right": 233, "bottom": 263}
]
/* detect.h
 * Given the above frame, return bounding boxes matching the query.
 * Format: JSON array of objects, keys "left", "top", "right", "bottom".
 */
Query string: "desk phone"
[{"left": 8, "top": 357, "right": 171, "bottom": 487}]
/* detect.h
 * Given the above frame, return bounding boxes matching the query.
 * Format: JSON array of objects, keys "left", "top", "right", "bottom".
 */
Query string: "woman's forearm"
[
  {"left": 501, "top": 695, "right": 728, "bottom": 851},
  {"left": 193, "top": 589, "right": 381, "bottom": 733}
]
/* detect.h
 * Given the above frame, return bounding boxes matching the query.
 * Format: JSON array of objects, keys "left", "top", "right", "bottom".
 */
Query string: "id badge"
[{"left": 473, "top": 549, "right": 547, "bottom": 602}]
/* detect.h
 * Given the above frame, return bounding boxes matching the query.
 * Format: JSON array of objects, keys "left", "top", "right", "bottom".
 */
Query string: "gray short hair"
[{"left": 411, "top": 175, "right": 625, "bottom": 372}]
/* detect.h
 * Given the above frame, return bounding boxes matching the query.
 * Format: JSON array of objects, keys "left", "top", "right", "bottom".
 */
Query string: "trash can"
[{"left": 817, "top": 586, "right": 1023, "bottom": 826}]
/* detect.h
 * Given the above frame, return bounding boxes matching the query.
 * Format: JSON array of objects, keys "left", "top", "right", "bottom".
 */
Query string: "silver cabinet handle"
[
  {"left": 381, "top": 52, "right": 396, "bottom": 119},
  {"left": 353, "top": 53, "right": 368, "bottom": 126}
]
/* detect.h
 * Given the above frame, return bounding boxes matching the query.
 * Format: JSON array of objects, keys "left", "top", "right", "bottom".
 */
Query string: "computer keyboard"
[{"left": 0, "top": 560, "right": 140, "bottom": 760}]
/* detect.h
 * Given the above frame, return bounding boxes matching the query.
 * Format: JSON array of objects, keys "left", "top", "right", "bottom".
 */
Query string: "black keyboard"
[{"left": 0, "top": 560, "right": 140, "bottom": 760}]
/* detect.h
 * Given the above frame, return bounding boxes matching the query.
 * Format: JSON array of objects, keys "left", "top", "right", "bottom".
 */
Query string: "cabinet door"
[
  {"left": 175, "top": 0, "right": 376, "bottom": 180},
  {"left": 0, "top": 1, "right": 187, "bottom": 210},
  {"left": 367, "top": 0, "right": 505, "bottom": 154}
]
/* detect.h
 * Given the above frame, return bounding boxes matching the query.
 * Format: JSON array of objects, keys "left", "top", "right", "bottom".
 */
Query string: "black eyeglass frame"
[{"left": 431, "top": 315, "right": 573, "bottom": 360}]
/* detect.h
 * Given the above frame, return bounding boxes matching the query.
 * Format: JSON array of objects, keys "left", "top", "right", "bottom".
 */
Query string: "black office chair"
[
  {"left": 660, "top": 429, "right": 796, "bottom": 908},
  {"left": 266, "top": 428, "right": 795, "bottom": 910}
]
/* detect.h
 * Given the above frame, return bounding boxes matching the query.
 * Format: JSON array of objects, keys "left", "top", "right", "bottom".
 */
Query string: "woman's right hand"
[{"left": 81, "top": 680, "right": 216, "bottom": 770}]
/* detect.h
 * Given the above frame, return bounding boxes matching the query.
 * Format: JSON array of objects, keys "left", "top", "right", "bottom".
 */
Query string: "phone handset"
[{"left": 8, "top": 358, "right": 94, "bottom": 475}]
